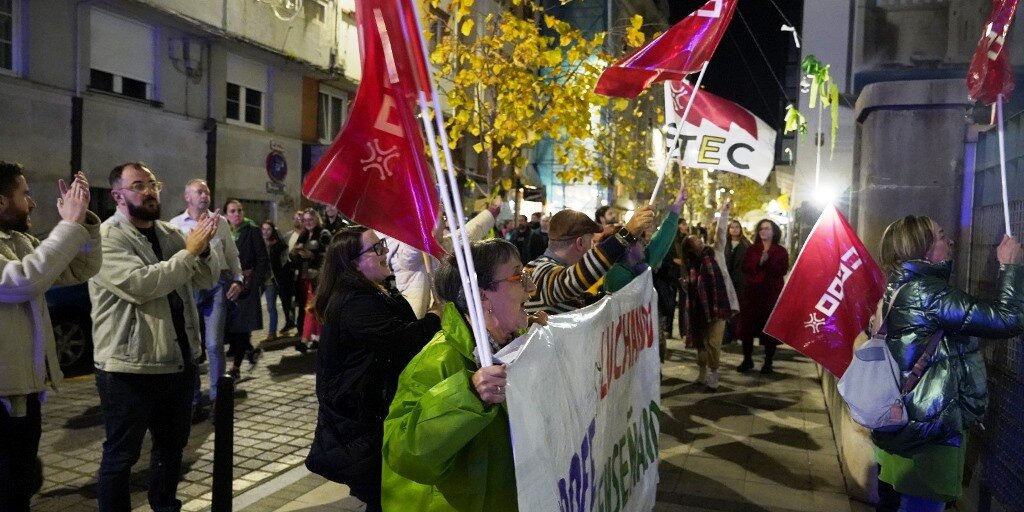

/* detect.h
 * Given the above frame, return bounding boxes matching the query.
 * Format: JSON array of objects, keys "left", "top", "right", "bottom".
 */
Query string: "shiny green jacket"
[
  {"left": 872, "top": 260, "right": 1024, "bottom": 454},
  {"left": 381, "top": 303, "right": 517, "bottom": 511}
]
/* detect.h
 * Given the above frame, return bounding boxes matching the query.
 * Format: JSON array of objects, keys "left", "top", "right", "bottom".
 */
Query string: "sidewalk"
[{"left": 32, "top": 305, "right": 869, "bottom": 512}]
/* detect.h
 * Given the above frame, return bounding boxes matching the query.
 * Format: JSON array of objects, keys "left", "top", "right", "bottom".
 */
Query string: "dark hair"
[
  {"left": 0, "top": 161, "right": 24, "bottom": 197},
  {"left": 435, "top": 238, "right": 520, "bottom": 314},
  {"left": 109, "top": 162, "right": 149, "bottom": 188},
  {"left": 681, "top": 235, "right": 711, "bottom": 268},
  {"left": 879, "top": 215, "right": 934, "bottom": 274},
  {"left": 312, "top": 225, "right": 381, "bottom": 321},
  {"left": 754, "top": 218, "right": 782, "bottom": 246},
  {"left": 262, "top": 220, "right": 281, "bottom": 243},
  {"left": 223, "top": 198, "right": 242, "bottom": 212},
  {"left": 595, "top": 205, "right": 611, "bottom": 223}
]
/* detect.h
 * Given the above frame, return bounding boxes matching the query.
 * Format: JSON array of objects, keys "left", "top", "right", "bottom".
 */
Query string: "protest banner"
[{"left": 499, "top": 270, "right": 661, "bottom": 512}]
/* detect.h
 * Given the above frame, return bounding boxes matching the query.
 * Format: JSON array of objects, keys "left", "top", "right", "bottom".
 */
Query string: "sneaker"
[
  {"left": 294, "top": 340, "right": 309, "bottom": 354},
  {"left": 229, "top": 367, "right": 241, "bottom": 381},
  {"left": 246, "top": 348, "right": 263, "bottom": 371},
  {"left": 705, "top": 371, "right": 719, "bottom": 390},
  {"left": 281, "top": 322, "right": 297, "bottom": 332},
  {"left": 736, "top": 360, "right": 754, "bottom": 373}
]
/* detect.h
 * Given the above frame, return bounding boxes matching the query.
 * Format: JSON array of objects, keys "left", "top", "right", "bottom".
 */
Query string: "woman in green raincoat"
[{"left": 381, "top": 238, "right": 536, "bottom": 511}]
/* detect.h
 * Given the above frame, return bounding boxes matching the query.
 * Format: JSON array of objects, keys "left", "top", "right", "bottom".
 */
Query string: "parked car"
[{"left": 45, "top": 283, "right": 93, "bottom": 375}]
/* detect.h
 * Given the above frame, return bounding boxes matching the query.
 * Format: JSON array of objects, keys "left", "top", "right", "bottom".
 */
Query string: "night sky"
[{"left": 668, "top": 0, "right": 803, "bottom": 129}]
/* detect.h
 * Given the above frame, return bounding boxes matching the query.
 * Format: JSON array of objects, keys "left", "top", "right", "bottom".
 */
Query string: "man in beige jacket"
[{"left": 0, "top": 161, "right": 101, "bottom": 511}]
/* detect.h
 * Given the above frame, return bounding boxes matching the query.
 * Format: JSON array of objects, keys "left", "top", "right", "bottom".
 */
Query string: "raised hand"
[
  {"left": 672, "top": 185, "right": 689, "bottom": 214},
  {"left": 625, "top": 205, "right": 656, "bottom": 236},
  {"left": 57, "top": 176, "right": 89, "bottom": 224},
  {"left": 186, "top": 212, "right": 218, "bottom": 256},
  {"left": 997, "top": 234, "right": 1023, "bottom": 265}
]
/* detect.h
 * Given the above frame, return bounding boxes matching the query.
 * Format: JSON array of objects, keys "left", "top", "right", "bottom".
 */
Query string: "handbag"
[{"left": 838, "top": 284, "right": 943, "bottom": 432}]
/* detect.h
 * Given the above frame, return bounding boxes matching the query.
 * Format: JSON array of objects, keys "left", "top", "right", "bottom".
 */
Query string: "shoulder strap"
[
  {"left": 875, "top": 283, "right": 909, "bottom": 337},
  {"left": 900, "top": 328, "right": 944, "bottom": 395}
]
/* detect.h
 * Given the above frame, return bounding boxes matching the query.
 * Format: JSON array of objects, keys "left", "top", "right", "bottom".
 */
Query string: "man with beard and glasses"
[
  {"left": 89, "top": 162, "right": 218, "bottom": 512},
  {"left": 170, "top": 179, "right": 244, "bottom": 421},
  {"left": 0, "top": 162, "right": 101, "bottom": 511}
]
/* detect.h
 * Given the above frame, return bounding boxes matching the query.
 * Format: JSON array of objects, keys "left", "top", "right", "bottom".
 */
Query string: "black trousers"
[
  {"left": 0, "top": 393, "right": 43, "bottom": 512},
  {"left": 95, "top": 368, "right": 193, "bottom": 512}
]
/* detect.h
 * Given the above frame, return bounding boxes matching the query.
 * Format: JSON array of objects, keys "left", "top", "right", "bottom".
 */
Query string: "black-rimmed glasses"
[{"left": 356, "top": 238, "right": 389, "bottom": 257}]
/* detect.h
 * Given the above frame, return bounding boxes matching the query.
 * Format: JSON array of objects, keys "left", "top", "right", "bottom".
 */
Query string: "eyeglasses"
[
  {"left": 356, "top": 238, "right": 389, "bottom": 258},
  {"left": 121, "top": 181, "right": 164, "bottom": 193},
  {"left": 487, "top": 269, "right": 534, "bottom": 290}
]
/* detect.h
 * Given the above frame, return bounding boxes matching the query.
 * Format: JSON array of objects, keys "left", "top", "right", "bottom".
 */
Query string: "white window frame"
[
  {"left": 304, "top": 0, "right": 328, "bottom": 23},
  {"left": 0, "top": 0, "right": 22, "bottom": 76},
  {"left": 89, "top": 8, "right": 155, "bottom": 101},
  {"left": 226, "top": 53, "right": 268, "bottom": 129},
  {"left": 226, "top": 81, "right": 265, "bottom": 128},
  {"left": 317, "top": 85, "right": 348, "bottom": 144}
]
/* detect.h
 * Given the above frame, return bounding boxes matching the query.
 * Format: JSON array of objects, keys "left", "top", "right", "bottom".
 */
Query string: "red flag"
[
  {"left": 764, "top": 206, "right": 887, "bottom": 378},
  {"left": 302, "top": 0, "right": 445, "bottom": 258},
  {"left": 967, "top": 0, "right": 1019, "bottom": 104},
  {"left": 595, "top": 0, "right": 737, "bottom": 98}
]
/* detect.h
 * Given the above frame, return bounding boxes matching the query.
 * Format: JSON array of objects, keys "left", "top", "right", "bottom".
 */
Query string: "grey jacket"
[
  {"left": 0, "top": 215, "right": 102, "bottom": 396},
  {"left": 89, "top": 210, "right": 217, "bottom": 374}
]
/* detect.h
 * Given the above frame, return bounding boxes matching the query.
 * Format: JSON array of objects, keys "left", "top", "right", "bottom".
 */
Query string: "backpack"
[{"left": 837, "top": 284, "right": 943, "bottom": 432}]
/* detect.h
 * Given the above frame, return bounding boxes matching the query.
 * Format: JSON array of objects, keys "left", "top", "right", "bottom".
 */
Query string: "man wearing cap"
[{"left": 524, "top": 205, "right": 655, "bottom": 315}]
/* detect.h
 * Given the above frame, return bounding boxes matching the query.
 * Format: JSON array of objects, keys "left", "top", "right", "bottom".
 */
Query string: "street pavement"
[{"left": 32, "top": 328, "right": 871, "bottom": 512}]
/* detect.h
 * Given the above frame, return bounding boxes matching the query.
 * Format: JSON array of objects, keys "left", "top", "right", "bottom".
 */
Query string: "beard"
[
  {"left": 0, "top": 210, "right": 30, "bottom": 232},
  {"left": 128, "top": 200, "right": 162, "bottom": 221}
]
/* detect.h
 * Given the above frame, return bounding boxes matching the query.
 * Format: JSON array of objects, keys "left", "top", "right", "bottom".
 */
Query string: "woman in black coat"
[
  {"left": 305, "top": 225, "right": 441, "bottom": 512},
  {"left": 723, "top": 219, "right": 750, "bottom": 344},
  {"left": 224, "top": 200, "right": 269, "bottom": 379}
]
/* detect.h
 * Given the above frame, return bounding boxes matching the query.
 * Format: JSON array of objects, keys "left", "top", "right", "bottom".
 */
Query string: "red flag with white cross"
[
  {"left": 764, "top": 206, "right": 887, "bottom": 378},
  {"left": 302, "top": 0, "right": 445, "bottom": 258},
  {"left": 967, "top": 0, "right": 1019, "bottom": 104}
]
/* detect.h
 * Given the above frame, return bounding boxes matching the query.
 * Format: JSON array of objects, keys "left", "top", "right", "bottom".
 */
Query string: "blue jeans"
[
  {"left": 898, "top": 495, "right": 945, "bottom": 512},
  {"left": 95, "top": 369, "right": 193, "bottom": 512},
  {"left": 0, "top": 394, "right": 42, "bottom": 512},
  {"left": 193, "top": 278, "right": 228, "bottom": 404},
  {"left": 263, "top": 283, "right": 278, "bottom": 335}
]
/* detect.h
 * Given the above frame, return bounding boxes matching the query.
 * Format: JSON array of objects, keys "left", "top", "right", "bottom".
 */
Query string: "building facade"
[{"left": 0, "top": 0, "right": 360, "bottom": 234}]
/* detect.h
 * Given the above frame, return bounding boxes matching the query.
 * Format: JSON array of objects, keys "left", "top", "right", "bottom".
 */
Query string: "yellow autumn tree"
[{"left": 425, "top": 0, "right": 654, "bottom": 196}]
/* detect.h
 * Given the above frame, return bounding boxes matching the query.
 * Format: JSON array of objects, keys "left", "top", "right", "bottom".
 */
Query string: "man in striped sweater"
[{"left": 524, "top": 205, "right": 654, "bottom": 315}]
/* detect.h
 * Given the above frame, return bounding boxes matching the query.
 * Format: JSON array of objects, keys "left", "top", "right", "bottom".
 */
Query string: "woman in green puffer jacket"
[{"left": 874, "top": 215, "right": 1024, "bottom": 511}]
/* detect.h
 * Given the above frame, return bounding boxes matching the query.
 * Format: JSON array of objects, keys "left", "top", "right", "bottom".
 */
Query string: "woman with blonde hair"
[{"left": 872, "top": 215, "right": 1023, "bottom": 511}]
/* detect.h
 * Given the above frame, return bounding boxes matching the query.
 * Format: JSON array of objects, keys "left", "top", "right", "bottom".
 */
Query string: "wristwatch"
[{"left": 615, "top": 227, "right": 638, "bottom": 247}]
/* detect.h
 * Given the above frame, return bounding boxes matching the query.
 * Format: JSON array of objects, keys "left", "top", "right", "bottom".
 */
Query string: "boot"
[
  {"left": 705, "top": 370, "right": 719, "bottom": 391},
  {"left": 737, "top": 339, "right": 754, "bottom": 372}
]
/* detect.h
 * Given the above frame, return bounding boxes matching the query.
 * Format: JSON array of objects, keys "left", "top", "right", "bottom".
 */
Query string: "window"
[
  {"left": 226, "top": 53, "right": 267, "bottom": 128},
  {"left": 226, "top": 82, "right": 264, "bottom": 126},
  {"left": 89, "top": 8, "right": 154, "bottom": 100},
  {"left": 318, "top": 86, "right": 348, "bottom": 143},
  {"left": 0, "top": 0, "right": 19, "bottom": 73},
  {"left": 304, "top": 0, "right": 326, "bottom": 23}
]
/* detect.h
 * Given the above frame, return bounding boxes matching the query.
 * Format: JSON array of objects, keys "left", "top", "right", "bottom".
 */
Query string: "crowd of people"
[{"left": 2, "top": 158, "right": 1022, "bottom": 512}]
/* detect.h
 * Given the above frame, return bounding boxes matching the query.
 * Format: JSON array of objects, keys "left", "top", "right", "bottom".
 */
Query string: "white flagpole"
[
  {"left": 997, "top": 93, "right": 1012, "bottom": 236},
  {"left": 408, "top": 7, "right": 493, "bottom": 366},
  {"left": 650, "top": 61, "right": 709, "bottom": 206}
]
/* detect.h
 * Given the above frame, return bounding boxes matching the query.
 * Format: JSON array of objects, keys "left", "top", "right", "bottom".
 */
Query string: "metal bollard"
[{"left": 212, "top": 374, "right": 235, "bottom": 512}]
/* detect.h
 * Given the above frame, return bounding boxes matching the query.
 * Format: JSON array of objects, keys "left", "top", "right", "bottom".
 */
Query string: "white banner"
[
  {"left": 663, "top": 80, "right": 776, "bottom": 184},
  {"left": 499, "top": 271, "right": 661, "bottom": 512}
]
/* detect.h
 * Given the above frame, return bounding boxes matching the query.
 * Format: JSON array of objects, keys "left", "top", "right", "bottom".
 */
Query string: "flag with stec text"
[
  {"left": 764, "top": 206, "right": 886, "bottom": 377},
  {"left": 663, "top": 80, "right": 776, "bottom": 184},
  {"left": 595, "top": 0, "right": 737, "bottom": 98},
  {"left": 302, "top": 0, "right": 445, "bottom": 258}
]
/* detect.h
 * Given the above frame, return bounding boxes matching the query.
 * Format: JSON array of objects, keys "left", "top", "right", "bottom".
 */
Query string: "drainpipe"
[
  {"left": 205, "top": 39, "right": 217, "bottom": 192},
  {"left": 71, "top": 0, "right": 92, "bottom": 176}
]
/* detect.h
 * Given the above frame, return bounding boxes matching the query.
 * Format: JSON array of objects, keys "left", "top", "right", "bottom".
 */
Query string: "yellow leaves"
[
  {"left": 461, "top": 18, "right": 474, "bottom": 37},
  {"left": 500, "top": 178, "right": 513, "bottom": 190},
  {"left": 473, "top": 142, "right": 484, "bottom": 154},
  {"left": 542, "top": 49, "right": 562, "bottom": 67},
  {"left": 625, "top": 15, "right": 646, "bottom": 48},
  {"left": 612, "top": 98, "right": 629, "bottom": 112}
]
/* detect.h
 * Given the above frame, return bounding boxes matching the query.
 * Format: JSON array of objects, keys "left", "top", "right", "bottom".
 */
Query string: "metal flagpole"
[
  {"left": 997, "top": 94, "right": 1012, "bottom": 236},
  {"left": 650, "top": 61, "right": 709, "bottom": 206},
  {"left": 408, "top": 4, "right": 493, "bottom": 366}
]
